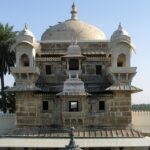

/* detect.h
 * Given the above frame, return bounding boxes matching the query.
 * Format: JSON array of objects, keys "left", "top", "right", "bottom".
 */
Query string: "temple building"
[{"left": 0, "top": 3, "right": 150, "bottom": 150}]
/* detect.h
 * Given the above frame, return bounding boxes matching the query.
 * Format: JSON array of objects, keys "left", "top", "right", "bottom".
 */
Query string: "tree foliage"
[
  {"left": 132, "top": 104, "right": 150, "bottom": 111},
  {"left": 0, "top": 86, "right": 16, "bottom": 113},
  {"left": 0, "top": 23, "right": 16, "bottom": 113}
]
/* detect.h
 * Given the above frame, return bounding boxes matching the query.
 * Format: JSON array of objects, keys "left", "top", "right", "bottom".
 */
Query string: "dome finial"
[
  {"left": 111, "top": 22, "right": 130, "bottom": 42},
  {"left": 24, "top": 23, "right": 28, "bottom": 30},
  {"left": 23, "top": 23, "right": 29, "bottom": 32},
  {"left": 118, "top": 22, "right": 123, "bottom": 30},
  {"left": 71, "top": 2, "right": 78, "bottom": 20}
]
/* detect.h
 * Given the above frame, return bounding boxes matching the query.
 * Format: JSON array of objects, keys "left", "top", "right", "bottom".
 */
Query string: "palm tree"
[{"left": 0, "top": 23, "right": 16, "bottom": 113}]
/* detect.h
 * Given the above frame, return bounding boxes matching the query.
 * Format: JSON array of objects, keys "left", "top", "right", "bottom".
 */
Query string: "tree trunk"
[{"left": 0, "top": 73, "right": 6, "bottom": 113}]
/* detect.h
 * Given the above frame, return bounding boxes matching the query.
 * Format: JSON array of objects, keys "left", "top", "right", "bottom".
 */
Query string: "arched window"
[
  {"left": 69, "top": 59, "right": 79, "bottom": 70},
  {"left": 20, "top": 54, "right": 30, "bottom": 67},
  {"left": 117, "top": 53, "right": 126, "bottom": 67}
]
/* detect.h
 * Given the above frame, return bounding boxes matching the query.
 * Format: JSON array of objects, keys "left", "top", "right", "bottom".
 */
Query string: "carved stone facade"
[{"left": 9, "top": 4, "right": 141, "bottom": 131}]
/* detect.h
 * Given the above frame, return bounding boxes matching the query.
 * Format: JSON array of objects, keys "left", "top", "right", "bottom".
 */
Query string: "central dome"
[
  {"left": 41, "top": 3, "right": 106, "bottom": 42},
  {"left": 41, "top": 20, "right": 107, "bottom": 41}
]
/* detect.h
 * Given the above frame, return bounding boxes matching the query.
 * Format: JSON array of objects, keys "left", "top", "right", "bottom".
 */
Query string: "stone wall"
[
  {"left": 1, "top": 111, "right": 150, "bottom": 135},
  {"left": 86, "top": 92, "right": 131, "bottom": 128},
  {"left": 15, "top": 91, "right": 132, "bottom": 128},
  {"left": 16, "top": 92, "right": 42, "bottom": 126},
  {"left": 0, "top": 113, "right": 16, "bottom": 135},
  {"left": 16, "top": 92, "right": 62, "bottom": 127},
  {"left": 132, "top": 111, "right": 150, "bottom": 133},
  {"left": 109, "top": 91, "right": 131, "bottom": 127}
]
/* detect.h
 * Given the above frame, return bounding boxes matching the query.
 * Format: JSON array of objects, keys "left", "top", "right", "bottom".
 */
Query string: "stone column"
[
  {"left": 126, "top": 73, "right": 129, "bottom": 80},
  {"left": 67, "top": 59, "right": 69, "bottom": 70},
  {"left": 79, "top": 59, "right": 81, "bottom": 71},
  {"left": 118, "top": 73, "right": 121, "bottom": 81}
]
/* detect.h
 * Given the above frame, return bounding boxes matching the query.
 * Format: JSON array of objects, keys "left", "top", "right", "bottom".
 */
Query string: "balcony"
[
  {"left": 11, "top": 67, "right": 40, "bottom": 75},
  {"left": 108, "top": 67, "right": 137, "bottom": 74}
]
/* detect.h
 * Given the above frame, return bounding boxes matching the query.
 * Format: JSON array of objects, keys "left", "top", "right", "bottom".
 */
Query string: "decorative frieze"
[
  {"left": 86, "top": 57, "right": 111, "bottom": 62},
  {"left": 36, "top": 57, "right": 61, "bottom": 62}
]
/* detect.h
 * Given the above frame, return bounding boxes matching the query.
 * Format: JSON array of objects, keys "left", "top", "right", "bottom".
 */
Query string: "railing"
[
  {"left": 36, "top": 57, "right": 61, "bottom": 62},
  {"left": 108, "top": 67, "right": 137, "bottom": 73},
  {"left": 11, "top": 66, "right": 40, "bottom": 74},
  {"left": 87, "top": 57, "right": 111, "bottom": 62}
]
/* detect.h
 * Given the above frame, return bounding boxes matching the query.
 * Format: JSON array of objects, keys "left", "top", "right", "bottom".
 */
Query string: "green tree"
[
  {"left": 0, "top": 86, "right": 16, "bottom": 113},
  {"left": 0, "top": 23, "right": 16, "bottom": 113},
  {"left": 132, "top": 104, "right": 150, "bottom": 111}
]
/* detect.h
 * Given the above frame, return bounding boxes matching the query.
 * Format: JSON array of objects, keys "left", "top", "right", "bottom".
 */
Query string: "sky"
[{"left": 0, "top": 0, "right": 150, "bottom": 104}]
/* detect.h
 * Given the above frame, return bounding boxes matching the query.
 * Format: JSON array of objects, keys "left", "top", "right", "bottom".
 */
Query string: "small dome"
[
  {"left": 111, "top": 23, "right": 129, "bottom": 41},
  {"left": 16, "top": 24, "right": 36, "bottom": 44},
  {"left": 18, "top": 24, "right": 35, "bottom": 38},
  {"left": 67, "top": 43, "right": 81, "bottom": 55}
]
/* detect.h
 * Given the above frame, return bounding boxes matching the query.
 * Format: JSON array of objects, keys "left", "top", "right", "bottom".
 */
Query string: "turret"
[
  {"left": 110, "top": 23, "right": 134, "bottom": 68},
  {"left": 14, "top": 24, "right": 40, "bottom": 68},
  {"left": 107, "top": 23, "right": 141, "bottom": 93},
  {"left": 10, "top": 24, "right": 41, "bottom": 91}
]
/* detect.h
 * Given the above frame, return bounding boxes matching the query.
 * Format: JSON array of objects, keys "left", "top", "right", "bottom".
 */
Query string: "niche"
[
  {"left": 20, "top": 54, "right": 30, "bottom": 67},
  {"left": 117, "top": 53, "right": 126, "bottom": 67}
]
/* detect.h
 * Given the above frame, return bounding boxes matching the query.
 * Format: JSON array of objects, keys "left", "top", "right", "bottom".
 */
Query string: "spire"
[
  {"left": 118, "top": 22, "right": 123, "bottom": 31},
  {"left": 24, "top": 23, "right": 28, "bottom": 31},
  {"left": 20, "top": 23, "right": 35, "bottom": 38},
  {"left": 71, "top": 2, "right": 78, "bottom": 20}
]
